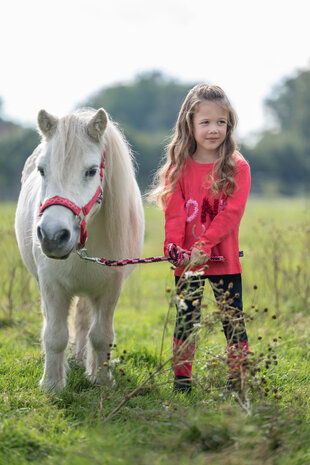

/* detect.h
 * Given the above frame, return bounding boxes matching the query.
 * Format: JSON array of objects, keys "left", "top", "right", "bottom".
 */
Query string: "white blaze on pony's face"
[{"left": 36, "top": 108, "right": 108, "bottom": 259}]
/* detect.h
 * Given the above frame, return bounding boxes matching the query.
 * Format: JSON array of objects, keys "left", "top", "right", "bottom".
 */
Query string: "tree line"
[{"left": 0, "top": 69, "right": 309, "bottom": 199}]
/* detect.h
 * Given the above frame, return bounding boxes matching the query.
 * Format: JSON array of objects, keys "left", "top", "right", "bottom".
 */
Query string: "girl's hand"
[
  {"left": 190, "top": 247, "right": 209, "bottom": 266},
  {"left": 168, "top": 246, "right": 190, "bottom": 266},
  {"left": 179, "top": 249, "right": 190, "bottom": 266}
]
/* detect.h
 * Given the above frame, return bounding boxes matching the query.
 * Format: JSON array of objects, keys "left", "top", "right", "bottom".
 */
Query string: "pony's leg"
[
  {"left": 86, "top": 279, "right": 122, "bottom": 385},
  {"left": 74, "top": 297, "right": 89, "bottom": 364},
  {"left": 39, "top": 285, "right": 71, "bottom": 392}
]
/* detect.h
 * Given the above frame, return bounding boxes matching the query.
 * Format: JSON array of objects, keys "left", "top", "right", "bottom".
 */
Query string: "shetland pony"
[{"left": 15, "top": 108, "right": 144, "bottom": 391}]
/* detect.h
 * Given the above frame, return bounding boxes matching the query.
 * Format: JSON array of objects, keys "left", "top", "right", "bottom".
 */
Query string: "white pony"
[{"left": 15, "top": 108, "right": 144, "bottom": 391}]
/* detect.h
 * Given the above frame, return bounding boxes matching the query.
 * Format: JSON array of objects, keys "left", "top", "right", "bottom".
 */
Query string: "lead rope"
[{"left": 76, "top": 243, "right": 228, "bottom": 267}]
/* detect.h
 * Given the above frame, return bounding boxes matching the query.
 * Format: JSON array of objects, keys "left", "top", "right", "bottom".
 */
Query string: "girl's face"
[{"left": 192, "top": 100, "right": 228, "bottom": 160}]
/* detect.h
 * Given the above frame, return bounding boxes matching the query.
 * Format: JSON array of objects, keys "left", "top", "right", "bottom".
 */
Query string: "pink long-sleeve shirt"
[{"left": 164, "top": 154, "right": 251, "bottom": 276}]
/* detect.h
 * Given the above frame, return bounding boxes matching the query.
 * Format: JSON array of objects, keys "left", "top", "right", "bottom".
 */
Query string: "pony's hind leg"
[
  {"left": 74, "top": 297, "right": 90, "bottom": 364},
  {"left": 86, "top": 281, "right": 122, "bottom": 385},
  {"left": 39, "top": 285, "right": 71, "bottom": 392}
]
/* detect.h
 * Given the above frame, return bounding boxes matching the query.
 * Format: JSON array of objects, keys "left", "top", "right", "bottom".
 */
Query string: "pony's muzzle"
[{"left": 37, "top": 209, "right": 79, "bottom": 259}]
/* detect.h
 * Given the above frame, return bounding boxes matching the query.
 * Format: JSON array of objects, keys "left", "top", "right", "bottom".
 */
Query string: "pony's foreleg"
[
  {"left": 39, "top": 286, "right": 70, "bottom": 392},
  {"left": 86, "top": 281, "right": 122, "bottom": 385},
  {"left": 74, "top": 297, "right": 89, "bottom": 364}
]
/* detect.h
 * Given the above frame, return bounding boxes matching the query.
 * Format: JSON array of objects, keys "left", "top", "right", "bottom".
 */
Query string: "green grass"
[{"left": 0, "top": 198, "right": 309, "bottom": 465}]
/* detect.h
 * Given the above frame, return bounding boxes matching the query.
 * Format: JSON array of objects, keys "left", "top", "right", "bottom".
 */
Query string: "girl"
[{"left": 149, "top": 84, "right": 251, "bottom": 393}]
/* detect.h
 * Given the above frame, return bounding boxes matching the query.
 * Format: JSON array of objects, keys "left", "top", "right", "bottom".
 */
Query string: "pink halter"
[{"left": 38, "top": 152, "right": 106, "bottom": 249}]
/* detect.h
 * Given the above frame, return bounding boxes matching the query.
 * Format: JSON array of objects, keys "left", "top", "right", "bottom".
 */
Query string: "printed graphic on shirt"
[
  {"left": 192, "top": 223, "right": 206, "bottom": 239},
  {"left": 201, "top": 198, "right": 219, "bottom": 223},
  {"left": 185, "top": 199, "right": 199, "bottom": 223},
  {"left": 186, "top": 197, "right": 226, "bottom": 240},
  {"left": 219, "top": 199, "right": 227, "bottom": 212}
]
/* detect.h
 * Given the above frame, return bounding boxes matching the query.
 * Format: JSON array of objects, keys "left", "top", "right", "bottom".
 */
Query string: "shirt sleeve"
[
  {"left": 163, "top": 177, "right": 187, "bottom": 255},
  {"left": 197, "top": 161, "right": 251, "bottom": 257}
]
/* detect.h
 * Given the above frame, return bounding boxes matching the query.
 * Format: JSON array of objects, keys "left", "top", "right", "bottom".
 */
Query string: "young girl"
[{"left": 149, "top": 84, "right": 251, "bottom": 393}]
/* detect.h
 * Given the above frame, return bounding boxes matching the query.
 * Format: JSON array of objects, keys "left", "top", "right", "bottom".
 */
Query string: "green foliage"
[
  {"left": 85, "top": 70, "right": 195, "bottom": 132},
  {"left": 265, "top": 68, "right": 310, "bottom": 141},
  {"left": 82, "top": 71, "right": 196, "bottom": 190},
  {"left": 1, "top": 67, "right": 310, "bottom": 199},
  {"left": 0, "top": 200, "right": 309, "bottom": 464},
  {"left": 0, "top": 127, "right": 40, "bottom": 199},
  {"left": 244, "top": 68, "right": 310, "bottom": 195}
]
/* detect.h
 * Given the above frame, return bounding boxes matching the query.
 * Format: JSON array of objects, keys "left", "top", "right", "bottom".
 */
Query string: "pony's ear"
[
  {"left": 37, "top": 110, "right": 58, "bottom": 139},
  {"left": 87, "top": 109, "right": 108, "bottom": 142}
]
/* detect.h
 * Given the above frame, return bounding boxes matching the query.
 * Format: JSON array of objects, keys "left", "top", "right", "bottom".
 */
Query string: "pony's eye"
[
  {"left": 85, "top": 168, "right": 97, "bottom": 178},
  {"left": 38, "top": 167, "right": 45, "bottom": 177}
]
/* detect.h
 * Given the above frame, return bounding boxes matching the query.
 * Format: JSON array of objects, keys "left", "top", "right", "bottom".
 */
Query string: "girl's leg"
[
  {"left": 208, "top": 274, "right": 248, "bottom": 386},
  {"left": 173, "top": 275, "right": 205, "bottom": 391}
]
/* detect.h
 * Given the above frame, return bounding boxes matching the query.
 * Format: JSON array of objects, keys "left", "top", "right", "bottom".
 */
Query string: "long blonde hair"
[{"left": 148, "top": 84, "right": 239, "bottom": 208}]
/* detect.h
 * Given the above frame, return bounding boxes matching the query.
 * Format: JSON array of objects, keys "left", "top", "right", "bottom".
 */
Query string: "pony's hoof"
[
  {"left": 39, "top": 377, "right": 66, "bottom": 393},
  {"left": 88, "top": 369, "right": 115, "bottom": 387}
]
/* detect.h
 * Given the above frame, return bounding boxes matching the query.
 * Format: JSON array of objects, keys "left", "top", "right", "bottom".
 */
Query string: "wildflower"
[
  {"left": 162, "top": 401, "right": 169, "bottom": 409},
  {"left": 175, "top": 295, "right": 188, "bottom": 310},
  {"left": 184, "top": 270, "right": 204, "bottom": 278},
  {"left": 103, "top": 362, "right": 109, "bottom": 367},
  {"left": 166, "top": 286, "right": 171, "bottom": 292}
]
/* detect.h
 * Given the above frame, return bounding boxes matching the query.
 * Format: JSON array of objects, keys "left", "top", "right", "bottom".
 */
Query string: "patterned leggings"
[{"left": 173, "top": 274, "right": 248, "bottom": 378}]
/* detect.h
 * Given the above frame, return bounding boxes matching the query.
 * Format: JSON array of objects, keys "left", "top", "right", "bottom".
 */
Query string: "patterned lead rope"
[{"left": 77, "top": 243, "right": 244, "bottom": 267}]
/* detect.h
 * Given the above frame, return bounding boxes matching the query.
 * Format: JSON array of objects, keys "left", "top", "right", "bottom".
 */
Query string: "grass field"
[{"left": 0, "top": 198, "right": 309, "bottom": 465}]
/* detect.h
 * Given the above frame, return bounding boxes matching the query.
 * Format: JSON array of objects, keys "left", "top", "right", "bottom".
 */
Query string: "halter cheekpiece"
[{"left": 38, "top": 151, "right": 106, "bottom": 249}]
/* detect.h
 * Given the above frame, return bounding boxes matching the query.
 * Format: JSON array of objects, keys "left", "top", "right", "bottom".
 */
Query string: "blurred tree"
[
  {"left": 0, "top": 127, "right": 40, "bottom": 199},
  {"left": 1, "top": 68, "right": 309, "bottom": 200},
  {"left": 265, "top": 68, "right": 310, "bottom": 143},
  {"left": 85, "top": 70, "right": 195, "bottom": 132},
  {"left": 243, "top": 67, "right": 310, "bottom": 195},
  {"left": 82, "top": 71, "right": 196, "bottom": 189}
]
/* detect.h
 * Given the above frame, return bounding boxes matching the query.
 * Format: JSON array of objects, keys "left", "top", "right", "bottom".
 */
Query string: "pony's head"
[{"left": 36, "top": 108, "right": 108, "bottom": 259}]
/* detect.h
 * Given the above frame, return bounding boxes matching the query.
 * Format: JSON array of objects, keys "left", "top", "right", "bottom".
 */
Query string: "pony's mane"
[
  {"left": 98, "top": 112, "right": 140, "bottom": 259},
  {"left": 69, "top": 108, "right": 140, "bottom": 259}
]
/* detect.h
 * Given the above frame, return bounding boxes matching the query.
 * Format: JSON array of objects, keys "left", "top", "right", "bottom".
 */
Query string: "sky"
[{"left": 1, "top": 0, "right": 309, "bottom": 142}]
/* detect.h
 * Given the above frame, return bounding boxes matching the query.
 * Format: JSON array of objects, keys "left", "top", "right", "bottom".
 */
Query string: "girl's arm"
[
  {"left": 163, "top": 178, "right": 187, "bottom": 256},
  {"left": 197, "top": 161, "right": 251, "bottom": 257}
]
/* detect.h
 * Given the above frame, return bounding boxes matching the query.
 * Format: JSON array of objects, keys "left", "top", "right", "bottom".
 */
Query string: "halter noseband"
[{"left": 38, "top": 152, "right": 106, "bottom": 249}]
